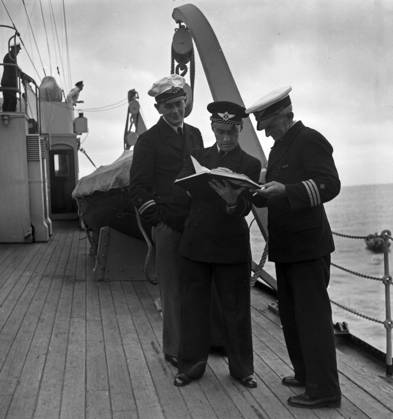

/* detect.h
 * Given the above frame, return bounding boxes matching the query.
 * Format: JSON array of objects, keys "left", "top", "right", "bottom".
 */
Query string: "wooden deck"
[{"left": 0, "top": 221, "right": 392, "bottom": 418}]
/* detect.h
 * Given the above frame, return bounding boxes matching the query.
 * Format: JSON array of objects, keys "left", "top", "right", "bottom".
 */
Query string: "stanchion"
[{"left": 382, "top": 230, "right": 392, "bottom": 376}]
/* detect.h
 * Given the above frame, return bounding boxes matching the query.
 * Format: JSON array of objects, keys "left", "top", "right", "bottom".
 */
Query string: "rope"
[
  {"left": 49, "top": 0, "right": 67, "bottom": 91},
  {"left": 62, "top": 0, "right": 72, "bottom": 88},
  {"left": 331, "top": 299, "right": 384, "bottom": 325},
  {"left": 39, "top": 0, "right": 52, "bottom": 75},
  {"left": 331, "top": 262, "right": 382, "bottom": 281},
  {"left": 21, "top": 0, "right": 46, "bottom": 77},
  {"left": 1, "top": 0, "right": 18, "bottom": 28},
  {"left": 82, "top": 98, "right": 128, "bottom": 112},
  {"left": 251, "top": 242, "right": 269, "bottom": 287},
  {"left": 82, "top": 101, "right": 128, "bottom": 113},
  {"left": 332, "top": 231, "right": 367, "bottom": 240},
  {"left": 0, "top": 0, "right": 42, "bottom": 80}
]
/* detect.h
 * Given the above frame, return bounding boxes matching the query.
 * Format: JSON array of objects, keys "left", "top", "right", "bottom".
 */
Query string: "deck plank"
[
  {"left": 251, "top": 299, "right": 390, "bottom": 418},
  {"left": 126, "top": 281, "right": 192, "bottom": 419},
  {"left": 0, "top": 239, "right": 60, "bottom": 396},
  {"left": 33, "top": 228, "right": 77, "bottom": 419},
  {"left": 0, "top": 246, "right": 30, "bottom": 291},
  {"left": 5, "top": 232, "right": 73, "bottom": 419},
  {"left": 99, "top": 283, "right": 138, "bottom": 417},
  {"left": 111, "top": 281, "right": 165, "bottom": 419},
  {"left": 0, "top": 243, "right": 44, "bottom": 329},
  {"left": 60, "top": 229, "right": 89, "bottom": 419},
  {"left": 86, "top": 265, "right": 111, "bottom": 419},
  {"left": 0, "top": 223, "right": 393, "bottom": 418}
]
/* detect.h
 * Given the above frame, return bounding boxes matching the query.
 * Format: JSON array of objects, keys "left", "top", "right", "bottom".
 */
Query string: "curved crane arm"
[{"left": 173, "top": 4, "right": 275, "bottom": 289}]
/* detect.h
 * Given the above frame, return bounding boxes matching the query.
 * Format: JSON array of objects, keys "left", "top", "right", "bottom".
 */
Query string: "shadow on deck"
[{"left": 0, "top": 222, "right": 392, "bottom": 418}]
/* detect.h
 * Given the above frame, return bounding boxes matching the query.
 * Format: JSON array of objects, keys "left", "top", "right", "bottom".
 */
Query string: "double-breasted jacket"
[
  {"left": 179, "top": 144, "right": 261, "bottom": 264},
  {"left": 129, "top": 117, "right": 203, "bottom": 232},
  {"left": 253, "top": 121, "right": 340, "bottom": 263}
]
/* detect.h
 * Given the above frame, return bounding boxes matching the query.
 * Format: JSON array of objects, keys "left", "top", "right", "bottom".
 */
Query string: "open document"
[{"left": 175, "top": 156, "right": 261, "bottom": 197}]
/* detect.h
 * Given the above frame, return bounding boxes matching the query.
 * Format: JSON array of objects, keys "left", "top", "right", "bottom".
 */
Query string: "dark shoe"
[
  {"left": 281, "top": 376, "right": 305, "bottom": 387},
  {"left": 174, "top": 373, "right": 192, "bottom": 387},
  {"left": 288, "top": 392, "right": 341, "bottom": 408},
  {"left": 233, "top": 375, "right": 257, "bottom": 388},
  {"left": 164, "top": 354, "right": 178, "bottom": 368}
]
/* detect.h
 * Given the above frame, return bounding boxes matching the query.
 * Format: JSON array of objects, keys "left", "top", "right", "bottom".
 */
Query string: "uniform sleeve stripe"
[
  {"left": 302, "top": 180, "right": 316, "bottom": 206},
  {"left": 138, "top": 200, "right": 156, "bottom": 214},
  {"left": 308, "top": 179, "right": 321, "bottom": 205}
]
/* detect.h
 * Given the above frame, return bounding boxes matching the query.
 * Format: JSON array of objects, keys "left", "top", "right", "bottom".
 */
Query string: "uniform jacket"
[
  {"left": 179, "top": 144, "right": 261, "bottom": 264},
  {"left": 129, "top": 117, "right": 203, "bottom": 232},
  {"left": 66, "top": 86, "right": 81, "bottom": 105},
  {"left": 253, "top": 121, "right": 340, "bottom": 263},
  {"left": 1, "top": 52, "right": 30, "bottom": 88}
]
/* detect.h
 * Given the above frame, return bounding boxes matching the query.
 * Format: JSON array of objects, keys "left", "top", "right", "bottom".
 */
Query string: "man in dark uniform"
[
  {"left": 1, "top": 43, "right": 33, "bottom": 112},
  {"left": 247, "top": 87, "right": 342, "bottom": 408},
  {"left": 129, "top": 75, "right": 203, "bottom": 367},
  {"left": 174, "top": 101, "right": 261, "bottom": 388}
]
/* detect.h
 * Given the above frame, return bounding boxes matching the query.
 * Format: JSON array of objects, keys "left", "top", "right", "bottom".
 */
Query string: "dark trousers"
[
  {"left": 275, "top": 255, "right": 341, "bottom": 398},
  {"left": 2, "top": 90, "right": 17, "bottom": 112},
  {"left": 178, "top": 257, "right": 254, "bottom": 379},
  {"left": 152, "top": 223, "right": 182, "bottom": 358}
]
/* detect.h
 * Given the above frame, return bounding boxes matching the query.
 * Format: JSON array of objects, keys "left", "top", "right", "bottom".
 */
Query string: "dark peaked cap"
[{"left": 207, "top": 101, "right": 247, "bottom": 124}]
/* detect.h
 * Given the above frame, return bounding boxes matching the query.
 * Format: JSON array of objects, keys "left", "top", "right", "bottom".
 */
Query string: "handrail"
[{"left": 330, "top": 229, "right": 392, "bottom": 375}]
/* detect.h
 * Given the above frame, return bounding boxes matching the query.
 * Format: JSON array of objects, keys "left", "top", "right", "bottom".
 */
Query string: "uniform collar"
[
  {"left": 162, "top": 116, "right": 184, "bottom": 133},
  {"left": 272, "top": 120, "right": 303, "bottom": 148},
  {"left": 216, "top": 143, "right": 240, "bottom": 155}
]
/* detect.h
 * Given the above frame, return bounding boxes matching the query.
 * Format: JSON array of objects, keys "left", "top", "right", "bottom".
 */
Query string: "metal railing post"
[{"left": 382, "top": 229, "right": 392, "bottom": 376}]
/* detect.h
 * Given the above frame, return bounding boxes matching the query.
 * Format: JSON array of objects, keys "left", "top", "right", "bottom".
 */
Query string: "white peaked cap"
[{"left": 246, "top": 86, "right": 292, "bottom": 115}]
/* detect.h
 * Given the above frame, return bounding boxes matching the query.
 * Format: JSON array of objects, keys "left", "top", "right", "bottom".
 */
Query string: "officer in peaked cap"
[
  {"left": 247, "top": 87, "right": 342, "bottom": 408},
  {"left": 148, "top": 74, "right": 186, "bottom": 104},
  {"left": 1, "top": 42, "right": 33, "bottom": 111},
  {"left": 206, "top": 101, "right": 249, "bottom": 153},
  {"left": 175, "top": 100, "right": 261, "bottom": 389},
  {"left": 207, "top": 100, "right": 248, "bottom": 124},
  {"left": 129, "top": 74, "right": 204, "bottom": 368},
  {"left": 246, "top": 85, "right": 293, "bottom": 135},
  {"left": 66, "top": 80, "right": 84, "bottom": 106}
]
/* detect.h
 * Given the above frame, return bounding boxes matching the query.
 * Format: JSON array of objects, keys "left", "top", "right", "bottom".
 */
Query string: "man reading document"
[{"left": 174, "top": 101, "right": 261, "bottom": 388}]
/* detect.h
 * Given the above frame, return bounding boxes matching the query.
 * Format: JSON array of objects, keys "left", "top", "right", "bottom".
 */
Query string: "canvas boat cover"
[{"left": 72, "top": 149, "right": 133, "bottom": 198}]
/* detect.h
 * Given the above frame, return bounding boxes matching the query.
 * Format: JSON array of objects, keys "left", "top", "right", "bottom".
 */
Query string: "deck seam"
[
  {"left": 6, "top": 232, "right": 74, "bottom": 418},
  {"left": 2, "top": 231, "right": 71, "bottom": 417}
]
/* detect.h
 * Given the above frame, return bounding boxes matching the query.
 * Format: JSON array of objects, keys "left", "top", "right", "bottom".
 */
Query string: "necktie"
[{"left": 177, "top": 127, "right": 183, "bottom": 136}]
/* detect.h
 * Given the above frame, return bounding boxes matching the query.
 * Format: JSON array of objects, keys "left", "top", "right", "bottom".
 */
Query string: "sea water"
[{"left": 249, "top": 183, "right": 393, "bottom": 353}]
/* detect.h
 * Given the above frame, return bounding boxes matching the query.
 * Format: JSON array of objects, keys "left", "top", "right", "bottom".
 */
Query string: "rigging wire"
[
  {"left": 0, "top": 0, "right": 42, "bottom": 81},
  {"left": 0, "top": 0, "right": 18, "bottom": 29},
  {"left": 39, "top": 0, "right": 52, "bottom": 75},
  {"left": 48, "top": 0, "right": 68, "bottom": 91},
  {"left": 81, "top": 99, "right": 129, "bottom": 113},
  {"left": 21, "top": 0, "right": 46, "bottom": 77},
  {"left": 17, "top": 37, "right": 42, "bottom": 80},
  {"left": 61, "top": 0, "right": 72, "bottom": 89},
  {"left": 81, "top": 97, "right": 128, "bottom": 110}
]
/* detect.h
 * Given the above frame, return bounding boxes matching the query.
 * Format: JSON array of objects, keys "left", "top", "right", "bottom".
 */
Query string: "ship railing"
[
  {"left": 251, "top": 225, "right": 393, "bottom": 375},
  {"left": 330, "top": 229, "right": 392, "bottom": 376}
]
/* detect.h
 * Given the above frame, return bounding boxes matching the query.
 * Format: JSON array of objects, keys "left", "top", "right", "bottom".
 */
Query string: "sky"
[{"left": 1, "top": 0, "right": 393, "bottom": 186}]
